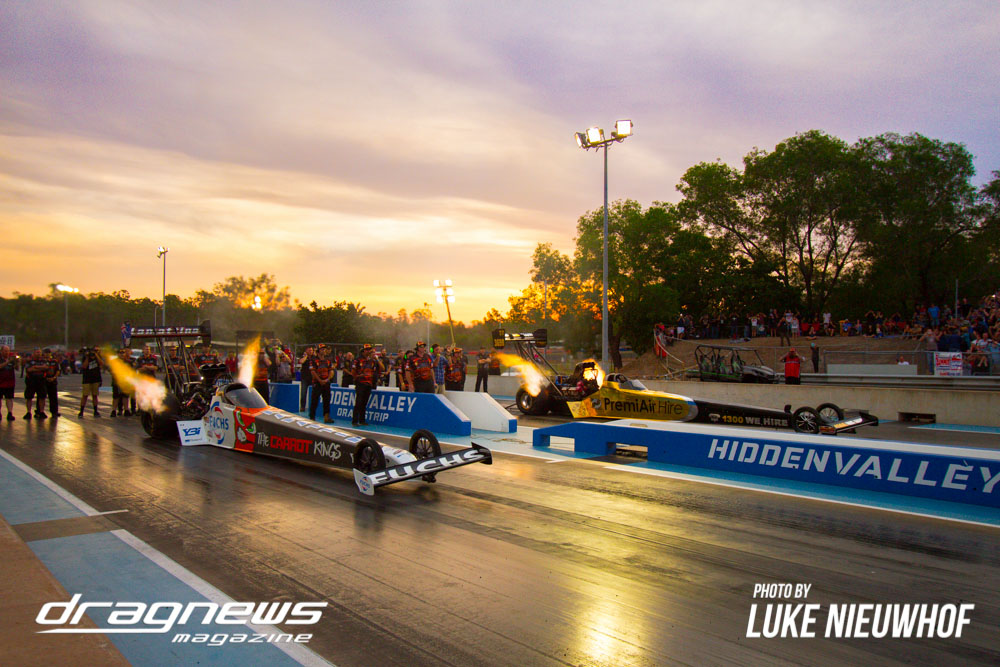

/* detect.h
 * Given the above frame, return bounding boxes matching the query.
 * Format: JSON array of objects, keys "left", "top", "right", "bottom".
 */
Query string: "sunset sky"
[{"left": 2, "top": 1, "right": 999, "bottom": 322}]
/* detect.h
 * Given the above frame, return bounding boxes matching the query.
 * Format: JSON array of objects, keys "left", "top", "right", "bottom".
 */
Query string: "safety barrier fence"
[{"left": 533, "top": 421, "right": 1000, "bottom": 509}]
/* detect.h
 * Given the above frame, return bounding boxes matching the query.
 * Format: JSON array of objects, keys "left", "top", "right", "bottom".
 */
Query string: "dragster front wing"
[{"left": 354, "top": 444, "right": 492, "bottom": 496}]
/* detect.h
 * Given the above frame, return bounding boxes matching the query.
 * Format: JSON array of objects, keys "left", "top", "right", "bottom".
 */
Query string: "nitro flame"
[
  {"left": 497, "top": 352, "right": 547, "bottom": 396},
  {"left": 238, "top": 336, "right": 261, "bottom": 386},
  {"left": 103, "top": 348, "right": 168, "bottom": 413},
  {"left": 581, "top": 359, "right": 606, "bottom": 388}
]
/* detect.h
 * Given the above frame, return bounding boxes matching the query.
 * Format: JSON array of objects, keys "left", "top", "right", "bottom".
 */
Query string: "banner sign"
[
  {"left": 306, "top": 387, "right": 472, "bottom": 436},
  {"left": 533, "top": 422, "right": 1000, "bottom": 508},
  {"left": 934, "top": 352, "right": 964, "bottom": 376},
  {"left": 0, "top": 335, "right": 13, "bottom": 348}
]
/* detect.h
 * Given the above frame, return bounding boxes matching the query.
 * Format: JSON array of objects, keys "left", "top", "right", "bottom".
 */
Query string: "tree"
[
  {"left": 293, "top": 301, "right": 368, "bottom": 344},
  {"left": 212, "top": 274, "right": 292, "bottom": 310},
  {"left": 856, "top": 133, "right": 981, "bottom": 310},
  {"left": 678, "top": 130, "right": 866, "bottom": 313}
]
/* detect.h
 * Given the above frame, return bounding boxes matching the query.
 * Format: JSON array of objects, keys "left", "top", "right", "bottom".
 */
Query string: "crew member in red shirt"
[
  {"left": 0, "top": 345, "right": 18, "bottom": 420},
  {"left": 782, "top": 348, "right": 802, "bottom": 385},
  {"left": 23, "top": 348, "right": 49, "bottom": 419},
  {"left": 406, "top": 341, "right": 435, "bottom": 393},
  {"left": 253, "top": 348, "right": 271, "bottom": 403},
  {"left": 444, "top": 348, "right": 466, "bottom": 391},
  {"left": 351, "top": 344, "right": 383, "bottom": 426},
  {"left": 309, "top": 345, "right": 334, "bottom": 423}
]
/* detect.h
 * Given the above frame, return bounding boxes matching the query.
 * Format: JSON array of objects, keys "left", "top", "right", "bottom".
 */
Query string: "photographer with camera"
[{"left": 77, "top": 346, "right": 105, "bottom": 418}]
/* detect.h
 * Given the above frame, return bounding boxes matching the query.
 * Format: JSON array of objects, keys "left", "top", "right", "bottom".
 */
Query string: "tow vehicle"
[
  {"left": 694, "top": 343, "right": 777, "bottom": 383},
  {"left": 495, "top": 329, "right": 877, "bottom": 435}
]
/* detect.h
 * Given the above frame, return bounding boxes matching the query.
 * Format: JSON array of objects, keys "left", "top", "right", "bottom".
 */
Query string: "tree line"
[
  {"left": 496, "top": 131, "right": 1000, "bottom": 367},
  {"left": 4, "top": 130, "right": 997, "bottom": 366}
]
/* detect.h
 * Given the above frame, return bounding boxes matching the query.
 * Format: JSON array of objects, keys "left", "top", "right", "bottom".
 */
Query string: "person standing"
[
  {"left": 778, "top": 319, "right": 791, "bottom": 346},
  {"left": 394, "top": 350, "right": 409, "bottom": 391},
  {"left": 351, "top": 344, "right": 383, "bottom": 426},
  {"left": 474, "top": 346, "right": 489, "bottom": 392},
  {"left": 23, "top": 348, "right": 49, "bottom": 419},
  {"left": 340, "top": 351, "right": 354, "bottom": 388},
  {"left": 224, "top": 351, "right": 238, "bottom": 376},
  {"left": 77, "top": 346, "right": 104, "bottom": 417},
  {"left": 810, "top": 343, "right": 820, "bottom": 374},
  {"left": 253, "top": 348, "right": 271, "bottom": 403},
  {"left": 298, "top": 346, "right": 315, "bottom": 412},
  {"left": 781, "top": 348, "right": 802, "bottom": 385},
  {"left": 444, "top": 348, "right": 466, "bottom": 391},
  {"left": 0, "top": 345, "right": 18, "bottom": 420},
  {"left": 406, "top": 342, "right": 436, "bottom": 393},
  {"left": 111, "top": 347, "right": 135, "bottom": 417},
  {"left": 432, "top": 344, "right": 448, "bottom": 394},
  {"left": 309, "top": 345, "right": 334, "bottom": 423},
  {"left": 193, "top": 342, "right": 218, "bottom": 370},
  {"left": 43, "top": 348, "right": 62, "bottom": 418}
]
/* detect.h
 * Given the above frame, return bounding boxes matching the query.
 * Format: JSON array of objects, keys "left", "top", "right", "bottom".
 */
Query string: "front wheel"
[
  {"left": 409, "top": 429, "right": 442, "bottom": 481},
  {"left": 817, "top": 402, "right": 844, "bottom": 424},
  {"left": 353, "top": 439, "right": 387, "bottom": 473},
  {"left": 793, "top": 406, "right": 821, "bottom": 434}
]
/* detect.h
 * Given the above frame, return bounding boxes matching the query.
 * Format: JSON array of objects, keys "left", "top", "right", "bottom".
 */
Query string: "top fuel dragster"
[
  {"left": 129, "top": 325, "right": 492, "bottom": 494},
  {"left": 177, "top": 382, "right": 492, "bottom": 495},
  {"left": 495, "top": 329, "right": 877, "bottom": 436}
]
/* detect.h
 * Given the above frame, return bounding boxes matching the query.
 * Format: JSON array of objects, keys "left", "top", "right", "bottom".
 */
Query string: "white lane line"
[
  {"left": 0, "top": 449, "right": 100, "bottom": 515},
  {"left": 603, "top": 465, "right": 1000, "bottom": 530},
  {"left": 113, "top": 531, "right": 335, "bottom": 667},
  {"left": 1, "top": 449, "right": 335, "bottom": 667}
]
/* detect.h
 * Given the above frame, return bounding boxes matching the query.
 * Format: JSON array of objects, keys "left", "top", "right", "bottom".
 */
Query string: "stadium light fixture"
[
  {"left": 574, "top": 119, "right": 633, "bottom": 372},
  {"left": 156, "top": 246, "right": 169, "bottom": 326},
  {"left": 434, "top": 279, "right": 456, "bottom": 347},
  {"left": 56, "top": 283, "right": 79, "bottom": 349}
]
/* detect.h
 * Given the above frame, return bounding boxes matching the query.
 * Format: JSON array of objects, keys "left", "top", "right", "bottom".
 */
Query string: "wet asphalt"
[{"left": 1, "top": 385, "right": 999, "bottom": 666}]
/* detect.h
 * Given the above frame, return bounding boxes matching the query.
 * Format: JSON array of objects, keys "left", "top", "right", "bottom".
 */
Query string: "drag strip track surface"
[{"left": 3, "top": 413, "right": 999, "bottom": 666}]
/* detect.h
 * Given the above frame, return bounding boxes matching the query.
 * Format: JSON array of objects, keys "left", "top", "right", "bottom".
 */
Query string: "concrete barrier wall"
[
  {"left": 443, "top": 392, "right": 516, "bottom": 432},
  {"left": 533, "top": 420, "right": 1000, "bottom": 508},
  {"left": 642, "top": 380, "right": 1000, "bottom": 427}
]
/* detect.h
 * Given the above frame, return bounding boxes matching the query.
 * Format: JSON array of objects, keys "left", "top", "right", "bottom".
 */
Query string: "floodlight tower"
[
  {"left": 574, "top": 119, "right": 633, "bottom": 371},
  {"left": 434, "top": 279, "right": 456, "bottom": 347},
  {"left": 157, "top": 246, "right": 169, "bottom": 326},
  {"left": 55, "top": 283, "right": 79, "bottom": 349}
]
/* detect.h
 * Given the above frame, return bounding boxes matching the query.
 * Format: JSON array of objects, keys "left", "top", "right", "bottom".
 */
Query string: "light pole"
[
  {"left": 157, "top": 246, "right": 169, "bottom": 326},
  {"left": 575, "top": 119, "right": 632, "bottom": 371},
  {"left": 56, "top": 283, "right": 79, "bottom": 350},
  {"left": 422, "top": 302, "right": 431, "bottom": 344},
  {"left": 433, "top": 280, "right": 456, "bottom": 347}
]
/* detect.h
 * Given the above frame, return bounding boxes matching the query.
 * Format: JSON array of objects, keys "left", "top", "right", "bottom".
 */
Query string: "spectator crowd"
[{"left": 656, "top": 292, "right": 1000, "bottom": 376}]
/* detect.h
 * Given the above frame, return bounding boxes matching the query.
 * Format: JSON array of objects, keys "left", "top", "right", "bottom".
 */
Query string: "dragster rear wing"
[
  {"left": 129, "top": 321, "right": 212, "bottom": 342},
  {"left": 353, "top": 444, "right": 493, "bottom": 495},
  {"left": 491, "top": 328, "right": 547, "bottom": 350},
  {"left": 819, "top": 410, "right": 879, "bottom": 435}
]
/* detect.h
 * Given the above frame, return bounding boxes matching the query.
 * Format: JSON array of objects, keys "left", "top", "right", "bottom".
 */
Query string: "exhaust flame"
[
  {"left": 497, "top": 352, "right": 547, "bottom": 396},
  {"left": 238, "top": 336, "right": 261, "bottom": 386},
  {"left": 103, "top": 348, "right": 167, "bottom": 413},
  {"left": 580, "top": 359, "right": 606, "bottom": 388}
]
